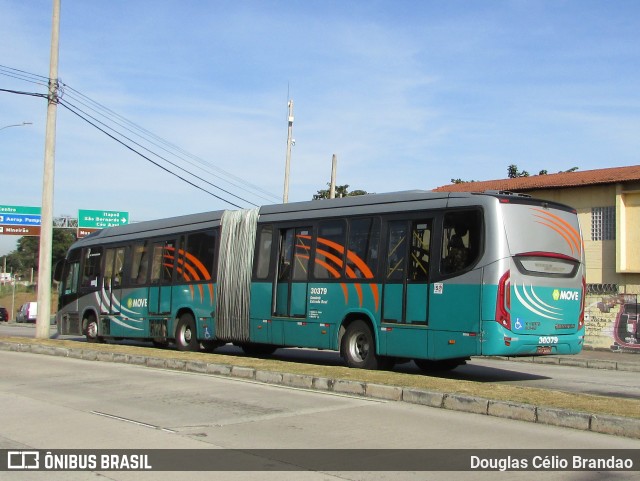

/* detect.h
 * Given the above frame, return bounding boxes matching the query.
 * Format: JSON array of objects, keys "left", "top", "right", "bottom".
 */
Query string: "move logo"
[
  {"left": 552, "top": 289, "right": 579, "bottom": 302},
  {"left": 127, "top": 298, "right": 148, "bottom": 309}
]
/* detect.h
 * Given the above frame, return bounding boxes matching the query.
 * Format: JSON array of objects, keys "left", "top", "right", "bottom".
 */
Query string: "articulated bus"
[{"left": 55, "top": 191, "right": 586, "bottom": 371}]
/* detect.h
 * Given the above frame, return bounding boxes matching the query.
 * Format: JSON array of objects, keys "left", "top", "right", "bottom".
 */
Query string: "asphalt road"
[
  {"left": 1, "top": 350, "right": 638, "bottom": 481},
  {"left": 1, "top": 322, "right": 639, "bottom": 401}
]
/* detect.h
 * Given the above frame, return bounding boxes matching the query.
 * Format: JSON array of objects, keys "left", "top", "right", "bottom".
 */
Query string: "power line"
[
  {"left": 58, "top": 96, "right": 258, "bottom": 207},
  {"left": 0, "top": 64, "right": 282, "bottom": 206},
  {"left": 59, "top": 100, "right": 244, "bottom": 209},
  {"left": 61, "top": 83, "right": 280, "bottom": 203}
]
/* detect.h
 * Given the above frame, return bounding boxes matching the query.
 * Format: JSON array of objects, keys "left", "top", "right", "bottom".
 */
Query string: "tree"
[
  {"left": 450, "top": 178, "right": 476, "bottom": 184},
  {"left": 313, "top": 184, "right": 369, "bottom": 200},
  {"left": 5, "top": 229, "right": 76, "bottom": 280},
  {"left": 507, "top": 164, "right": 530, "bottom": 178}
]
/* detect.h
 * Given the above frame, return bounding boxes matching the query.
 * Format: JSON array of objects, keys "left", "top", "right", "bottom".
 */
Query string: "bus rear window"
[{"left": 514, "top": 253, "right": 579, "bottom": 278}]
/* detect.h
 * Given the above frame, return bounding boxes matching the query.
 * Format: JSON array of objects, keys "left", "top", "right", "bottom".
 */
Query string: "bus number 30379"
[{"left": 539, "top": 336, "right": 559, "bottom": 344}]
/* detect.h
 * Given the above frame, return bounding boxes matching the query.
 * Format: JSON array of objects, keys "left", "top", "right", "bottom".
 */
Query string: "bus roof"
[{"left": 68, "top": 190, "right": 576, "bottom": 249}]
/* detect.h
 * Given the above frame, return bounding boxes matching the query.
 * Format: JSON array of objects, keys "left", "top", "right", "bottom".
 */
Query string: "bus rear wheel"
[
  {"left": 341, "top": 320, "right": 383, "bottom": 370},
  {"left": 175, "top": 313, "right": 199, "bottom": 352}
]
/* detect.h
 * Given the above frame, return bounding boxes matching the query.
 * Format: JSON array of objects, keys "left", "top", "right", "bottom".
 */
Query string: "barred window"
[{"left": 591, "top": 206, "right": 615, "bottom": 241}]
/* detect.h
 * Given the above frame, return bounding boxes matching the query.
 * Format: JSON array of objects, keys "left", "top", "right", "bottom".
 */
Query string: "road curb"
[
  {"left": 491, "top": 355, "right": 640, "bottom": 373},
  {"left": 2, "top": 340, "right": 639, "bottom": 440}
]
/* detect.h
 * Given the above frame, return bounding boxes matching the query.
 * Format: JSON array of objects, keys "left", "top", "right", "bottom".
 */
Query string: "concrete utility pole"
[
  {"left": 35, "top": 0, "right": 61, "bottom": 339},
  {"left": 283, "top": 99, "right": 294, "bottom": 203},
  {"left": 329, "top": 154, "right": 337, "bottom": 199}
]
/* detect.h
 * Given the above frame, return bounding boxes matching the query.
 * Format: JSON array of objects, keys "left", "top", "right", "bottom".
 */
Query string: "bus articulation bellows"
[{"left": 55, "top": 190, "right": 585, "bottom": 371}]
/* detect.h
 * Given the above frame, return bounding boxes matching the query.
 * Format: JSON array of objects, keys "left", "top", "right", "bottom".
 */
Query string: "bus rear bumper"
[{"left": 481, "top": 322, "right": 585, "bottom": 357}]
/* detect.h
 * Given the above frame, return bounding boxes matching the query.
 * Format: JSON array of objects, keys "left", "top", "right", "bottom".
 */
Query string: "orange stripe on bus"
[
  {"left": 354, "top": 283, "right": 363, "bottom": 307},
  {"left": 316, "top": 248, "right": 344, "bottom": 269},
  {"left": 370, "top": 284, "right": 379, "bottom": 312},
  {"left": 532, "top": 209, "right": 581, "bottom": 255},
  {"left": 535, "top": 219, "right": 576, "bottom": 256}
]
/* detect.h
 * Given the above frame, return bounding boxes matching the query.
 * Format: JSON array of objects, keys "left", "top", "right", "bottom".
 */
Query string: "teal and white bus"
[{"left": 55, "top": 190, "right": 586, "bottom": 370}]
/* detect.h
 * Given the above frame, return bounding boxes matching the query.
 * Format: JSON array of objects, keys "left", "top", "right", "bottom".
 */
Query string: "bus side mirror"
[{"left": 53, "top": 260, "right": 64, "bottom": 282}]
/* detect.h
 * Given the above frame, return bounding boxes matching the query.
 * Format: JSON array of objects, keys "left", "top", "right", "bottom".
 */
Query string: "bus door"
[
  {"left": 273, "top": 226, "right": 311, "bottom": 343},
  {"left": 148, "top": 240, "right": 175, "bottom": 320},
  {"left": 57, "top": 248, "right": 82, "bottom": 335},
  {"left": 103, "top": 247, "right": 126, "bottom": 320},
  {"left": 427, "top": 210, "right": 483, "bottom": 357},
  {"left": 382, "top": 219, "right": 433, "bottom": 358}
]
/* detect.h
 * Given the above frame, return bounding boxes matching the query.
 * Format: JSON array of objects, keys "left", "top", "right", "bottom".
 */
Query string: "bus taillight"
[
  {"left": 578, "top": 276, "right": 586, "bottom": 330},
  {"left": 496, "top": 270, "right": 511, "bottom": 330}
]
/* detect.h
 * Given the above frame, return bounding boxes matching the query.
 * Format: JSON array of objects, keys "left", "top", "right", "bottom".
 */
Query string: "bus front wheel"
[
  {"left": 341, "top": 320, "right": 382, "bottom": 370},
  {"left": 85, "top": 315, "right": 101, "bottom": 343},
  {"left": 175, "top": 314, "right": 199, "bottom": 352}
]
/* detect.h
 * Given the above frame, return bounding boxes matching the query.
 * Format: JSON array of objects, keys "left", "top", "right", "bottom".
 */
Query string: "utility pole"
[
  {"left": 329, "top": 154, "right": 337, "bottom": 199},
  {"left": 36, "top": 0, "right": 61, "bottom": 339},
  {"left": 283, "top": 99, "right": 294, "bottom": 203}
]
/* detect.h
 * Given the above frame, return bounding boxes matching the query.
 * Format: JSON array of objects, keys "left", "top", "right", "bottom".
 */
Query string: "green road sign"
[
  {"left": 78, "top": 209, "right": 129, "bottom": 228},
  {"left": 0, "top": 205, "right": 41, "bottom": 215}
]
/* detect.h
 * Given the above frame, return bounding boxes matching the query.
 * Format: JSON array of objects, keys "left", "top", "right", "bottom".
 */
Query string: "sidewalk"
[
  {"left": 496, "top": 346, "right": 640, "bottom": 372},
  {"left": 2, "top": 337, "right": 639, "bottom": 441}
]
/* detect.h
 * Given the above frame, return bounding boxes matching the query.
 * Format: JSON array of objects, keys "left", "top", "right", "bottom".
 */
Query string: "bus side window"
[
  {"left": 441, "top": 211, "right": 481, "bottom": 275},
  {"left": 293, "top": 228, "right": 311, "bottom": 281},
  {"left": 113, "top": 247, "right": 126, "bottom": 288},
  {"left": 314, "top": 220, "right": 347, "bottom": 279},
  {"left": 386, "top": 221, "right": 407, "bottom": 281},
  {"left": 63, "top": 262, "right": 80, "bottom": 295},
  {"left": 130, "top": 243, "right": 149, "bottom": 285},
  {"left": 104, "top": 249, "right": 115, "bottom": 289},
  {"left": 347, "top": 217, "right": 380, "bottom": 279},
  {"left": 62, "top": 249, "right": 81, "bottom": 295},
  {"left": 181, "top": 231, "right": 216, "bottom": 283},
  {"left": 278, "top": 229, "right": 295, "bottom": 281},
  {"left": 410, "top": 220, "right": 432, "bottom": 281},
  {"left": 81, "top": 247, "right": 102, "bottom": 288},
  {"left": 150, "top": 241, "right": 175, "bottom": 284},
  {"left": 255, "top": 225, "right": 273, "bottom": 279}
]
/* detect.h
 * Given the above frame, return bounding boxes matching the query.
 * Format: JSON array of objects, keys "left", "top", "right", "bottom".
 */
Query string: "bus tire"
[
  {"left": 175, "top": 313, "right": 199, "bottom": 352},
  {"left": 414, "top": 358, "right": 467, "bottom": 372},
  {"left": 341, "top": 320, "right": 380, "bottom": 370},
  {"left": 85, "top": 315, "right": 101, "bottom": 343}
]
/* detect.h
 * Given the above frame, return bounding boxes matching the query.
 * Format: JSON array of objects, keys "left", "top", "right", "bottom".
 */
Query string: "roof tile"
[{"left": 433, "top": 165, "right": 640, "bottom": 192}]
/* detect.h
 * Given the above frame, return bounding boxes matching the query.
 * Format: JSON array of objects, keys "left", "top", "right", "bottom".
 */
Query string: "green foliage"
[
  {"left": 450, "top": 178, "right": 476, "bottom": 184},
  {"left": 4, "top": 229, "right": 76, "bottom": 280},
  {"left": 313, "top": 184, "right": 369, "bottom": 200},
  {"left": 507, "top": 164, "right": 530, "bottom": 178}
]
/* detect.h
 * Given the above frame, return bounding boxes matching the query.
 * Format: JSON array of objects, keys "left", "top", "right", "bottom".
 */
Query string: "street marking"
[{"left": 90, "top": 410, "right": 176, "bottom": 433}]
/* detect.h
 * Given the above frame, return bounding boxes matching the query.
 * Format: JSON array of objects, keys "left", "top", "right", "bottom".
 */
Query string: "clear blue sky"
[{"left": 1, "top": 0, "right": 639, "bottom": 255}]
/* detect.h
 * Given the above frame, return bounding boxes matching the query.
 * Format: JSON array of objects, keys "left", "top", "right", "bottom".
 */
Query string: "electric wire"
[
  {"left": 60, "top": 83, "right": 280, "bottom": 203},
  {"left": 0, "top": 82, "right": 250, "bottom": 209},
  {"left": 58, "top": 96, "right": 258, "bottom": 207},
  {"left": 0, "top": 64, "right": 282, "bottom": 207},
  {"left": 58, "top": 100, "right": 244, "bottom": 209},
  {"left": 0, "top": 88, "right": 46, "bottom": 98}
]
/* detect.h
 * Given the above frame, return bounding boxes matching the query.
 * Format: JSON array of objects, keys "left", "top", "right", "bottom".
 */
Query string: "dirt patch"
[{"left": 2, "top": 336, "right": 639, "bottom": 420}]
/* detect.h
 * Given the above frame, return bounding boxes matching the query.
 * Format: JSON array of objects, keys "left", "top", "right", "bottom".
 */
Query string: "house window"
[{"left": 591, "top": 206, "right": 615, "bottom": 241}]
